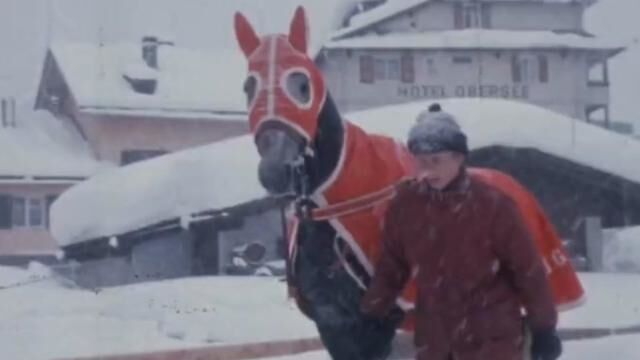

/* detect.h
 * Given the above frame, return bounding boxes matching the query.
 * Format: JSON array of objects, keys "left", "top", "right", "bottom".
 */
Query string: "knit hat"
[{"left": 407, "top": 103, "right": 469, "bottom": 155}]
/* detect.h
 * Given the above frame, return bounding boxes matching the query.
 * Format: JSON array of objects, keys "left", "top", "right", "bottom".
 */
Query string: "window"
[
  {"left": 480, "top": 3, "right": 492, "bottom": 29},
  {"left": 29, "top": 199, "right": 44, "bottom": 227},
  {"left": 374, "top": 59, "right": 386, "bottom": 80},
  {"left": 454, "top": 3, "right": 490, "bottom": 29},
  {"left": 463, "top": 5, "right": 477, "bottom": 28},
  {"left": 362, "top": 57, "right": 402, "bottom": 82},
  {"left": 387, "top": 59, "right": 401, "bottom": 80},
  {"left": 121, "top": 149, "right": 167, "bottom": 165},
  {"left": 6, "top": 196, "right": 45, "bottom": 228},
  {"left": 511, "top": 55, "right": 538, "bottom": 83},
  {"left": 452, "top": 56, "right": 473, "bottom": 65},
  {"left": 588, "top": 61, "right": 608, "bottom": 85}
]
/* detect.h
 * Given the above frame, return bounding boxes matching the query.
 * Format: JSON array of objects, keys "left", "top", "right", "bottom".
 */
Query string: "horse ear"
[
  {"left": 288, "top": 6, "right": 308, "bottom": 54},
  {"left": 234, "top": 12, "right": 260, "bottom": 58}
]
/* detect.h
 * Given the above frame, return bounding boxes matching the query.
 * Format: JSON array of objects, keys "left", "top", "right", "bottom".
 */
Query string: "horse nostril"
[{"left": 258, "top": 160, "right": 292, "bottom": 194}]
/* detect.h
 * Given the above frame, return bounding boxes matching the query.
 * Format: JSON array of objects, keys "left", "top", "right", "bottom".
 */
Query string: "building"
[
  {"left": 319, "top": 0, "right": 624, "bottom": 127},
  {"left": 34, "top": 41, "right": 250, "bottom": 165},
  {"left": 0, "top": 106, "right": 109, "bottom": 263}
]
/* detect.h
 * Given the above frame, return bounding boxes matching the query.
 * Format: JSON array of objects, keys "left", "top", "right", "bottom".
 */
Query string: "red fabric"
[
  {"left": 235, "top": 9, "right": 326, "bottom": 141},
  {"left": 362, "top": 175, "right": 557, "bottom": 356},
  {"left": 468, "top": 168, "right": 585, "bottom": 308}
]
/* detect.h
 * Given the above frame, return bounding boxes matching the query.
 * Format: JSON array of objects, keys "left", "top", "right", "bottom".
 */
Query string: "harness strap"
[{"left": 311, "top": 185, "right": 396, "bottom": 221}]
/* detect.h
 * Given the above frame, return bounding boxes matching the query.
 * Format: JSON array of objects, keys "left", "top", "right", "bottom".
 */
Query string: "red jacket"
[{"left": 362, "top": 172, "right": 558, "bottom": 358}]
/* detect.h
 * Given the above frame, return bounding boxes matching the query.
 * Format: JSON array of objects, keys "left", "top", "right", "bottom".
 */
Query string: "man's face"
[{"left": 414, "top": 151, "right": 465, "bottom": 190}]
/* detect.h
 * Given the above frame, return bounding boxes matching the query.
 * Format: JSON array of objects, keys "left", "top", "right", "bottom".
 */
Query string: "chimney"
[{"left": 142, "top": 36, "right": 159, "bottom": 69}]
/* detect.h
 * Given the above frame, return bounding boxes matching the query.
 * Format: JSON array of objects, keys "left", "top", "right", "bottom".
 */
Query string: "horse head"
[{"left": 234, "top": 7, "right": 343, "bottom": 197}]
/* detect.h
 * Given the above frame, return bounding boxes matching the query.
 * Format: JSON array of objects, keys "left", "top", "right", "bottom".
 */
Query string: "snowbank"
[
  {"left": 51, "top": 98, "right": 640, "bottom": 246},
  {"left": 0, "top": 269, "right": 315, "bottom": 360},
  {"left": 50, "top": 135, "right": 263, "bottom": 247},
  {"left": 326, "top": 29, "right": 623, "bottom": 51},
  {"left": 603, "top": 226, "right": 640, "bottom": 273},
  {"left": 0, "top": 269, "right": 637, "bottom": 360}
]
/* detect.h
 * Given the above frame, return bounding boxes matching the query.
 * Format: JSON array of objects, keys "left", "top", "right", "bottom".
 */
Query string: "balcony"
[{"left": 586, "top": 82, "right": 610, "bottom": 106}]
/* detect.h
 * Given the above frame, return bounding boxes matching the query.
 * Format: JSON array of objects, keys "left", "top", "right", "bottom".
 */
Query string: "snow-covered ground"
[
  {"left": 264, "top": 334, "right": 640, "bottom": 360},
  {"left": 0, "top": 265, "right": 638, "bottom": 360},
  {"left": 0, "top": 265, "right": 316, "bottom": 360}
]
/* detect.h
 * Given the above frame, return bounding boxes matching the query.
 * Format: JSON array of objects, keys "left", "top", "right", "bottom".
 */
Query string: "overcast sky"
[{"left": 0, "top": 0, "right": 637, "bottom": 127}]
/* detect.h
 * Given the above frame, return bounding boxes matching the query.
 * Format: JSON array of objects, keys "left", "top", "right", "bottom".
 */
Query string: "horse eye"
[
  {"left": 244, "top": 76, "right": 257, "bottom": 106},
  {"left": 286, "top": 72, "right": 311, "bottom": 105}
]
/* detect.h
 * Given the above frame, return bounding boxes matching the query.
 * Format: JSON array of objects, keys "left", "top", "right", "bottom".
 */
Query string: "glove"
[{"left": 531, "top": 328, "right": 562, "bottom": 360}]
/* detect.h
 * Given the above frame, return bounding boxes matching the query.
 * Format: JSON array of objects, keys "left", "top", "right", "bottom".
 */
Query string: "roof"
[
  {"left": 37, "top": 0, "right": 359, "bottom": 118},
  {"left": 48, "top": 43, "right": 250, "bottom": 119},
  {"left": 51, "top": 98, "right": 640, "bottom": 246},
  {"left": 326, "top": 29, "right": 624, "bottom": 54},
  {"left": 333, "top": 0, "right": 599, "bottom": 40},
  {"left": 354, "top": 98, "right": 640, "bottom": 184},
  {"left": 0, "top": 109, "right": 111, "bottom": 180}
]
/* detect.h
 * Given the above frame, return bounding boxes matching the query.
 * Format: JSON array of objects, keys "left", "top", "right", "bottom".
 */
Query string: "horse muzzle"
[{"left": 258, "top": 158, "right": 294, "bottom": 195}]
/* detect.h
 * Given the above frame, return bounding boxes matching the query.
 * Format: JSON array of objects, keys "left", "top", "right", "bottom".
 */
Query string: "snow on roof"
[
  {"left": 51, "top": 98, "right": 640, "bottom": 246},
  {"left": 46, "top": 0, "right": 357, "bottom": 58},
  {"left": 0, "top": 110, "right": 110, "bottom": 179},
  {"left": 333, "top": 0, "right": 598, "bottom": 39},
  {"left": 46, "top": 0, "right": 359, "bottom": 117},
  {"left": 333, "top": 0, "right": 427, "bottom": 39},
  {"left": 603, "top": 226, "right": 640, "bottom": 272},
  {"left": 50, "top": 135, "right": 263, "bottom": 247},
  {"left": 51, "top": 43, "right": 249, "bottom": 118},
  {"left": 351, "top": 98, "right": 640, "bottom": 184},
  {"left": 326, "top": 29, "right": 624, "bottom": 52}
]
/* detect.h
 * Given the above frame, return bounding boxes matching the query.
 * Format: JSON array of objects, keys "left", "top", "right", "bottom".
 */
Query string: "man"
[{"left": 361, "top": 104, "right": 563, "bottom": 360}]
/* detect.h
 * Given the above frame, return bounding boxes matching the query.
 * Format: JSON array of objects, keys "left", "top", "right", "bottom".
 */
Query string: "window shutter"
[
  {"left": 401, "top": 54, "right": 415, "bottom": 83},
  {"left": 511, "top": 55, "right": 522, "bottom": 83},
  {"left": 359, "top": 55, "right": 374, "bottom": 84},
  {"left": 0, "top": 194, "right": 11, "bottom": 229},
  {"left": 538, "top": 55, "right": 549, "bottom": 83},
  {"left": 46, "top": 194, "right": 59, "bottom": 229},
  {"left": 454, "top": 3, "right": 464, "bottom": 29}
]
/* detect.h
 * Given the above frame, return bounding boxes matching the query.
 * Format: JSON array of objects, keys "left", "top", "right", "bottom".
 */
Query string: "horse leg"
[
  {"left": 298, "top": 263, "right": 401, "bottom": 360},
  {"left": 294, "top": 223, "right": 402, "bottom": 359}
]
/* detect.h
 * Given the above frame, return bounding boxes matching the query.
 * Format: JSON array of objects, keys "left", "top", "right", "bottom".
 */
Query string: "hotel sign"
[{"left": 398, "top": 84, "right": 530, "bottom": 99}]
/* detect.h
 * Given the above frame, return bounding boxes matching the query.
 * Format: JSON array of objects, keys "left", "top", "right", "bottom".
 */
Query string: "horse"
[{"left": 233, "top": 7, "right": 584, "bottom": 360}]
